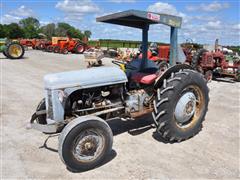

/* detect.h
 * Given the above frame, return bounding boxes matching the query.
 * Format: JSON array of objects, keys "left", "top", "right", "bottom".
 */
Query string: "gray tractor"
[{"left": 28, "top": 10, "right": 209, "bottom": 171}]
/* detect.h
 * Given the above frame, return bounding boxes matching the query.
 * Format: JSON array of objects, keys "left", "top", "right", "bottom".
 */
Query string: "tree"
[
  {"left": 84, "top": 30, "right": 92, "bottom": 38},
  {"left": 40, "top": 23, "right": 55, "bottom": 39},
  {"left": 19, "top": 17, "right": 40, "bottom": 38},
  {"left": 55, "top": 22, "right": 85, "bottom": 39},
  {"left": 55, "top": 22, "right": 72, "bottom": 37},
  {"left": 0, "top": 24, "right": 7, "bottom": 38},
  {"left": 7, "top": 23, "right": 25, "bottom": 39}
]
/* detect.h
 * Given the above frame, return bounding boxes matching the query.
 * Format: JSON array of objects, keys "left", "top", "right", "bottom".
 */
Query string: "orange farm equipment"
[
  {"left": 43, "top": 37, "right": 88, "bottom": 54},
  {"left": 52, "top": 37, "right": 87, "bottom": 54},
  {"left": 19, "top": 39, "right": 39, "bottom": 49},
  {"left": 19, "top": 39, "right": 52, "bottom": 50}
]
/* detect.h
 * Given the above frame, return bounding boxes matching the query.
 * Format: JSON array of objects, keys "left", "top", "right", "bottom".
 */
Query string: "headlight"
[{"left": 58, "top": 90, "right": 67, "bottom": 103}]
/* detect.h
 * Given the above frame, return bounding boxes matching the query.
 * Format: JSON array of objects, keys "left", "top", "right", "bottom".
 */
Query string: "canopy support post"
[
  {"left": 170, "top": 27, "right": 178, "bottom": 66},
  {"left": 141, "top": 24, "right": 149, "bottom": 70}
]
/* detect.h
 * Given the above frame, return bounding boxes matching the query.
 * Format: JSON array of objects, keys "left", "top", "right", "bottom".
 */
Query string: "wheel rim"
[
  {"left": 174, "top": 85, "right": 204, "bottom": 127},
  {"left": 9, "top": 44, "right": 22, "bottom": 58},
  {"left": 63, "top": 49, "right": 68, "bottom": 54},
  {"left": 73, "top": 128, "right": 105, "bottom": 163},
  {"left": 77, "top": 45, "right": 83, "bottom": 53}
]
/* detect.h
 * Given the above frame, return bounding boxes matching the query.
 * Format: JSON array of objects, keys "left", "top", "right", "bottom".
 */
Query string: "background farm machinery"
[
  {"left": 19, "top": 38, "right": 51, "bottom": 50},
  {"left": 127, "top": 40, "right": 239, "bottom": 82},
  {"left": 191, "top": 40, "right": 240, "bottom": 82},
  {"left": 19, "top": 36, "right": 89, "bottom": 54},
  {"left": 0, "top": 38, "right": 25, "bottom": 59}
]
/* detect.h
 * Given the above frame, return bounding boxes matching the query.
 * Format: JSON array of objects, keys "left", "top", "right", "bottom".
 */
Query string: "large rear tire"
[
  {"left": 74, "top": 43, "right": 85, "bottom": 54},
  {"left": 53, "top": 46, "right": 60, "bottom": 53},
  {"left": 152, "top": 69, "right": 209, "bottom": 142},
  {"left": 59, "top": 116, "right": 113, "bottom": 171},
  {"left": 6, "top": 42, "right": 25, "bottom": 59},
  {"left": 3, "top": 50, "right": 10, "bottom": 58},
  {"left": 191, "top": 49, "right": 207, "bottom": 70},
  {"left": 47, "top": 46, "right": 53, "bottom": 52}
]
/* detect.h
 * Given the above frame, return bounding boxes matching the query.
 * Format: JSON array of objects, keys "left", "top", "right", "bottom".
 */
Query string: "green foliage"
[
  {"left": 7, "top": 23, "right": 25, "bottom": 39},
  {"left": 84, "top": 30, "right": 92, "bottom": 38},
  {"left": 0, "top": 24, "right": 7, "bottom": 38},
  {"left": 225, "top": 46, "right": 240, "bottom": 54},
  {"left": 40, "top": 23, "right": 55, "bottom": 39},
  {"left": 55, "top": 22, "right": 84, "bottom": 39},
  {"left": 19, "top": 17, "right": 40, "bottom": 38},
  {"left": 0, "top": 16, "right": 91, "bottom": 40},
  {"left": 0, "top": 23, "right": 24, "bottom": 39}
]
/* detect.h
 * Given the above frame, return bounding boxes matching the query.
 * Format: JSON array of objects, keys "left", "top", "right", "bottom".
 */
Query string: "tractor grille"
[{"left": 47, "top": 91, "right": 53, "bottom": 119}]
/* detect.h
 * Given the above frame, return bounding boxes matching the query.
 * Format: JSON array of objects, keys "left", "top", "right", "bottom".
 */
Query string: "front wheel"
[
  {"left": 36, "top": 98, "right": 47, "bottom": 124},
  {"left": 58, "top": 116, "right": 113, "bottom": 171},
  {"left": 152, "top": 69, "right": 209, "bottom": 142}
]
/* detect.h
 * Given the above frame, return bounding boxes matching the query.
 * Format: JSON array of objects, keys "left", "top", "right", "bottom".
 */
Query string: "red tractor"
[
  {"left": 191, "top": 40, "right": 240, "bottom": 82},
  {"left": 19, "top": 39, "right": 39, "bottom": 49},
  {"left": 52, "top": 37, "right": 87, "bottom": 54},
  {"left": 137, "top": 43, "right": 192, "bottom": 71},
  {"left": 19, "top": 38, "right": 52, "bottom": 50},
  {"left": 35, "top": 39, "right": 52, "bottom": 50}
]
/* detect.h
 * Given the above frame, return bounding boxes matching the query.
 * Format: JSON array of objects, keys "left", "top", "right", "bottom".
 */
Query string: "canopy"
[
  {"left": 96, "top": 10, "right": 182, "bottom": 67},
  {"left": 96, "top": 9, "right": 182, "bottom": 29}
]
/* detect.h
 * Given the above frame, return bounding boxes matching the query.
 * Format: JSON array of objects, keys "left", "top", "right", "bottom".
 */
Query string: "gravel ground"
[{"left": 1, "top": 50, "right": 239, "bottom": 179}]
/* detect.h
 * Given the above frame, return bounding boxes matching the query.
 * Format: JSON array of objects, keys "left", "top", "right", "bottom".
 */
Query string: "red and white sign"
[{"left": 147, "top": 13, "right": 160, "bottom": 21}]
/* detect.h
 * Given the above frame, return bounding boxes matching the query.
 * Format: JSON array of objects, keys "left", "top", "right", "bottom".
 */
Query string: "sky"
[{"left": 1, "top": 0, "right": 240, "bottom": 45}]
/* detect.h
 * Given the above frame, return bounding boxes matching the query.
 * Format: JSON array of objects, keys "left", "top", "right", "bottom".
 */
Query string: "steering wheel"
[{"left": 112, "top": 60, "right": 137, "bottom": 70}]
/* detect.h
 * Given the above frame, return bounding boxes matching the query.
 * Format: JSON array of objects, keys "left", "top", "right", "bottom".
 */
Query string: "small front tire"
[
  {"left": 58, "top": 116, "right": 113, "bottom": 171},
  {"left": 36, "top": 98, "right": 47, "bottom": 124}
]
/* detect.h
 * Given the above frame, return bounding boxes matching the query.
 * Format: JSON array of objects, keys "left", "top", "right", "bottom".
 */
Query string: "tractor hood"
[{"left": 44, "top": 66, "right": 128, "bottom": 90}]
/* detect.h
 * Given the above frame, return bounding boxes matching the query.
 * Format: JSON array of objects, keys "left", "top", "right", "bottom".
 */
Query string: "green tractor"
[{"left": 0, "top": 38, "right": 25, "bottom": 59}]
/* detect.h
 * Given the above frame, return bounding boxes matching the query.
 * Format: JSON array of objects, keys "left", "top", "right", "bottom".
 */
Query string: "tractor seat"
[{"left": 131, "top": 72, "right": 157, "bottom": 85}]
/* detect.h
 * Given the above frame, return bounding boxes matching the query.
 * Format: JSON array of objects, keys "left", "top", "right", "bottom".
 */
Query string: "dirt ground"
[{"left": 1, "top": 50, "right": 239, "bottom": 179}]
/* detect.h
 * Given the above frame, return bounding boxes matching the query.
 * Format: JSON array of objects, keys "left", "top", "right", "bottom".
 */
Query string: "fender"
[{"left": 154, "top": 64, "right": 193, "bottom": 89}]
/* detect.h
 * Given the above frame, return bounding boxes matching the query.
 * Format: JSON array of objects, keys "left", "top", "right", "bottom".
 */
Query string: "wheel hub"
[
  {"left": 174, "top": 92, "right": 196, "bottom": 124},
  {"left": 9, "top": 45, "right": 22, "bottom": 57},
  {"left": 73, "top": 130, "right": 104, "bottom": 162}
]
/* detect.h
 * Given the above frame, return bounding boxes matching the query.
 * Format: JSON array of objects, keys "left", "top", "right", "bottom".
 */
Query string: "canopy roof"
[{"left": 96, "top": 9, "right": 182, "bottom": 29}]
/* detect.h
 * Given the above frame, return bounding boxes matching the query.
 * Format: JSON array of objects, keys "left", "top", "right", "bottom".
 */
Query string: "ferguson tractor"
[
  {"left": 28, "top": 10, "right": 209, "bottom": 171},
  {"left": 0, "top": 38, "right": 25, "bottom": 59}
]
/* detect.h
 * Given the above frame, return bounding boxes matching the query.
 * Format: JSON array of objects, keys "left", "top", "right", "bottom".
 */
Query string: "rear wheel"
[
  {"left": 236, "top": 68, "right": 240, "bottom": 82},
  {"left": 54, "top": 46, "right": 60, "bottom": 53},
  {"left": 59, "top": 117, "right": 113, "bottom": 171},
  {"left": 47, "top": 46, "right": 53, "bottom": 52},
  {"left": 3, "top": 50, "right": 10, "bottom": 58},
  {"left": 6, "top": 42, "right": 25, "bottom": 59},
  {"left": 62, "top": 48, "right": 68, "bottom": 54},
  {"left": 152, "top": 69, "right": 209, "bottom": 142},
  {"left": 74, "top": 44, "right": 85, "bottom": 54},
  {"left": 38, "top": 43, "right": 45, "bottom": 50},
  {"left": 191, "top": 49, "right": 207, "bottom": 71}
]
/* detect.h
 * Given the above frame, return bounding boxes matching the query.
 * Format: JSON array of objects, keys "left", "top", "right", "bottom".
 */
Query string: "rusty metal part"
[
  {"left": 130, "top": 108, "right": 153, "bottom": 118},
  {"left": 73, "top": 128, "right": 105, "bottom": 162}
]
